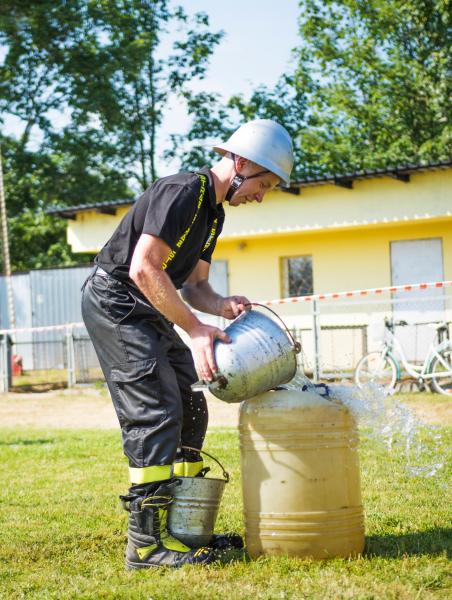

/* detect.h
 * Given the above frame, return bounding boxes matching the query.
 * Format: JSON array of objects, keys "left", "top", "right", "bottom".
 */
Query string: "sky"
[
  {"left": 2, "top": 1, "right": 300, "bottom": 176},
  {"left": 172, "top": 1, "right": 299, "bottom": 99},
  {"left": 158, "top": 0, "right": 300, "bottom": 173}
]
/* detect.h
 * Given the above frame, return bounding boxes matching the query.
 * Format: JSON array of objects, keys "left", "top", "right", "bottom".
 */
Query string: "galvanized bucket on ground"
[
  {"left": 168, "top": 447, "right": 229, "bottom": 548},
  {"left": 192, "top": 304, "right": 301, "bottom": 403}
]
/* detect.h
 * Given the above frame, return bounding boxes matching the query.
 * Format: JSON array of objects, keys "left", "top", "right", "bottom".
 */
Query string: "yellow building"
[
  {"left": 52, "top": 161, "right": 451, "bottom": 296},
  {"left": 51, "top": 161, "right": 452, "bottom": 372}
]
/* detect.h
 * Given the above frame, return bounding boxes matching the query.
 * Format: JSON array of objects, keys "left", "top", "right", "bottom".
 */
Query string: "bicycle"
[{"left": 354, "top": 318, "right": 452, "bottom": 395}]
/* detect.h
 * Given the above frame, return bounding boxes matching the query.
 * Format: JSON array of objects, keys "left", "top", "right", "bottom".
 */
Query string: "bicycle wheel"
[
  {"left": 354, "top": 352, "right": 398, "bottom": 391},
  {"left": 429, "top": 347, "right": 452, "bottom": 396}
]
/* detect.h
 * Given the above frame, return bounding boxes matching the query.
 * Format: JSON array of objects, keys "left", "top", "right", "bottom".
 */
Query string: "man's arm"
[
  {"left": 181, "top": 260, "right": 250, "bottom": 320},
  {"left": 129, "top": 233, "right": 229, "bottom": 382}
]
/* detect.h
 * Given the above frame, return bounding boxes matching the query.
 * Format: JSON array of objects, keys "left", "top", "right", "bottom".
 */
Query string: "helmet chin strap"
[{"left": 225, "top": 154, "right": 269, "bottom": 202}]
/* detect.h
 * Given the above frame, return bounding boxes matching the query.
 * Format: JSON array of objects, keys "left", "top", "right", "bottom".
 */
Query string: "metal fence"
[
  {"left": 1, "top": 280, "right": 451, "bottom": 393},
  {"left": 0, "top": 325, "right": 103, "bottom": 392},
  {"left": 292, "top": 322, "right": 369, "bottom": 379}
]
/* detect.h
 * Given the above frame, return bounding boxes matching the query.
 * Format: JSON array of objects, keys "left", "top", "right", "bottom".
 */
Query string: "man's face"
[{"left": 228, "top": 160, "right": 280, "bottom": 207}]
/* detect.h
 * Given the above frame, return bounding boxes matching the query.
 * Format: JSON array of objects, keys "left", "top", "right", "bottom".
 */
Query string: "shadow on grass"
[
  {"left": 0, "top": 438, "right": 55, "bottom": 446},
  {"left": 366, "top": 529, "right": 451, "bottom": 558},
  {"left": 213, "top": 548, "right": 250, "bottom": 565},
  {"left": 11, "top": 382, "right": 66, "bottom": 393}
]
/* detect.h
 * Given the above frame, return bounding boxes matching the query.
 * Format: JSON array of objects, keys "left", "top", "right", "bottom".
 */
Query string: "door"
[{"left": 390, "top": 238, "right": 445, "bottom": 362}]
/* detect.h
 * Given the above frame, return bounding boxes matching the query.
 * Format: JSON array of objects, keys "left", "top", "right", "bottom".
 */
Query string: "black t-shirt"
[{"left": 96, "top": 167, "right": 224, "bottom": 289}]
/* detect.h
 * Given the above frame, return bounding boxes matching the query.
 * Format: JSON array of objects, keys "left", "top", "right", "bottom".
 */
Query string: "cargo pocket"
[
  {"left": 105, "top": 280, "right": 137, "bottom": 324},
  {"left": 109, "top": 358, "right": 167, "bottom": 429}
]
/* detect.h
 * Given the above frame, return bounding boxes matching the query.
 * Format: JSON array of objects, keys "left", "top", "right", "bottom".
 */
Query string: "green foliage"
[
  {"left": 0, "top": 424, "right": 450, "bottom": 599},
  {"left": 58, "top": 1, "right": 223, "bottom": 187},
  {"left": 167, "top": 78, "right": 309, "bottom": 180},
  {"left": 228, "top": 78, "right": 309, "bottom": 180},
  {"left": 0, "top": 1, "right": 79, "bottom": 146},
  {"left": 8, "top": 211, "right": 75, "bottom": 271},
  {"left": 294, "top": 0, "right": 452, "bottom": 174},
  {"left": 1, "top": 1, "right": 451, "bottom": 270},
  {"left": 0, "top": 1, "right": 222, "bottom": 270},
  {"left": 172, "top": 0, "right": 451, "bottom": 178},
  {"left": 164, "top": 90, "right": 236, "bottom": 170},
  {"left": 0, "top": 132, "right": 131, "bottom": 270}
]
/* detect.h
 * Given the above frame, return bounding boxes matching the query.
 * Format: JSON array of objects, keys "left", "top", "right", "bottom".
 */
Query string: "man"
[{"left": 81, "top": 119, "right": 294, "bottom": 569}]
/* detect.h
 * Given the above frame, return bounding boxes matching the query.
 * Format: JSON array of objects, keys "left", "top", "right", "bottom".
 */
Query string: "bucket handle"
[
  {"left": 245, "top": 302, "right": 301, "bottom": 354},
  {"left": 180, "top": 445, "right": 230, "bottom": 483}
]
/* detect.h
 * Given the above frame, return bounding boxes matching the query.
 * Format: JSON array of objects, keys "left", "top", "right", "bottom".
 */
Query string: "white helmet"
[{"left": 213, "top": 119, "right": 294, "bottom": 185}]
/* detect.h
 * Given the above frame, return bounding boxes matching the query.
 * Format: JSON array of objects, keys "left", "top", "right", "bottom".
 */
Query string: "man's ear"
[{"left": 235, "top": 155, "right": 248, "bottom": 173}]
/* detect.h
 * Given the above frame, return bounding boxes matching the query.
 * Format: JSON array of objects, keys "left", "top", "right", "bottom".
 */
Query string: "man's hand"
[
  {"left": 188, "top": 323, "right": 231, "bottom": 382},
  {"left": 218, "top": 295, "right": 251, "bottom": 320}
]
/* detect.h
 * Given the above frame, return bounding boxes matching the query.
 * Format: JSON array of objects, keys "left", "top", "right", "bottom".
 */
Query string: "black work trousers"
[{"left": 81, "top": 268, "right": 208, "bottom": 484}]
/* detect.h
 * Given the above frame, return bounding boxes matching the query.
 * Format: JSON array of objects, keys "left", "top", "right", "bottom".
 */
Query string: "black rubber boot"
[
  {"left": 120, "top": 480, "right": 216, "bottom": 569},
  {"left": 209, "top": 533, "right": 244, "bottom": 551}
]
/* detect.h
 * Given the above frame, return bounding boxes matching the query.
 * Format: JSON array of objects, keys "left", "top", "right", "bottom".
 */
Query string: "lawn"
[{"left": 0, "top": 425, "right": 450, "bottom": 599}]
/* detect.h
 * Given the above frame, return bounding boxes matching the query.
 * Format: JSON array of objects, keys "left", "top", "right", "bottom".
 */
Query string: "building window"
[{"left": 282, "top": 256, "right": 313, "bottom": 298}]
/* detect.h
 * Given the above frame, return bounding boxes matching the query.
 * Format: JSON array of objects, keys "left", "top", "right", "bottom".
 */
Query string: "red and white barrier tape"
[
  {"left": 0, "top": 322, "right": 85, "bottom": 335},
  {"left": 1, "top": 280, "right": 451, "bottom": 334},
  {"left": 259, "top": 280, "right": 452, "bottom": 306}
]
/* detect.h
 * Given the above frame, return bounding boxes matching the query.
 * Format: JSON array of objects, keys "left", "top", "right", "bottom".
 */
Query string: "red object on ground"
[{"left": 12, "top": 354, "right": 23, "bottom": 376}]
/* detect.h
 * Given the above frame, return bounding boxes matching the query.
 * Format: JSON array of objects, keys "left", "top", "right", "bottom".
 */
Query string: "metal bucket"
[
  {"left": 192, "top": 304, "right": 301, "bottom": 403},
  {"left": 168, "top": 447, "right": 229, "bottom": 548}
]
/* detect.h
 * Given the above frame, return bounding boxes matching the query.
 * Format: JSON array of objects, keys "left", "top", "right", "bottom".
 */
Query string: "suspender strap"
[{"left": 225, "top": 153, "right": 269, "bottom": 201}]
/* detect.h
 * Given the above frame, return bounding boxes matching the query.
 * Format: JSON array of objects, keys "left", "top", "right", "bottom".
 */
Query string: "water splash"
[{"left": 285, "top": 372, "right": 444, "bottom": 478}]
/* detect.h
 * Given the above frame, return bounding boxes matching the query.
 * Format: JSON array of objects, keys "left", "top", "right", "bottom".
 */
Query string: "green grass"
[{"left": 0, "top": 426, "right": 450, "bottom": 600}]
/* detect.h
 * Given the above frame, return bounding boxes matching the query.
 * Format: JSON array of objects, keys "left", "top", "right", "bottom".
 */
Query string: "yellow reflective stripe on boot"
[
  {"left": 136, "top": 543, "right": 158, "bottom": 560},
  {"left": 194, "top": 547, "right": 211, "bottom": 558},
  {"left": 173, "top": 461, "right": 203, "bottom": 477},
  {"left": 159, "top": 508, "right": 191, "bottom": 552},
  {"left": 129, "top": 464, "right": 172, "bottom": 485}
]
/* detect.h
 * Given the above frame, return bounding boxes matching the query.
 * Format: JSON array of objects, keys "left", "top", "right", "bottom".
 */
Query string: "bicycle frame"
[{"left": 382, "top": 328, "right": 452, "bottom": 380}]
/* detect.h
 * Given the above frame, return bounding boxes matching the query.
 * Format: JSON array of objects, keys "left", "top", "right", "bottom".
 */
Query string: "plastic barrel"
[{"left": 239, "top": 389, "right": 365, "bottom": 559}]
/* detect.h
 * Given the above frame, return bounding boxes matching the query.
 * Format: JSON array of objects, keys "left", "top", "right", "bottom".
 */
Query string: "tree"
[
  {"left": 171, "top": 0, "right": 451, "bottom": 179},
  {"left": 0, "top": 1, "right": 133, "bottom": 269},
  {"left": 0, "top": 1, "right": 222, "bottom": 270},
  {"left": 0, "top": 1, "right": 81, "bottom": 151},
  {"left": 294, "top": 0, "right": 452, "bottom": 173},
  {"left": 167, "top": 77, "right": 309, "bottom": 180},
  {"left": 61, "top": 1, "right": 223, "bottom": 188}
]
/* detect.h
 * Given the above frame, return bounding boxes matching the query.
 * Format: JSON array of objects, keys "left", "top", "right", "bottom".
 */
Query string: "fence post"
[
  {"left": 66, "top": 326, "right": 76, "bottom": 388},
  {"left": 0, "top": 335, "right": 7, "bottom": 393},
  {"left": 312, "top": 299, "right": 321, "bottom": 382}
]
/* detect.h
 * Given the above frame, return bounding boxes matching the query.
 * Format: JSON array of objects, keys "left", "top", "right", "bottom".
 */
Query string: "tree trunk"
[
  {"left": 148, "top": 54, "right": 157, "bottom": 182},
  {"left": 132, "top": 81, "right": 148, "bottom": 190}
]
